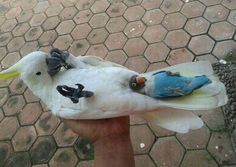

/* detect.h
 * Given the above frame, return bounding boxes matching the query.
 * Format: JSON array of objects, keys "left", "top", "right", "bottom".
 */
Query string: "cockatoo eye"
[
  {"left": 132, "top": 83, "right": 137, "bottom": 87},
  {"left": 36, "top": 71, "right": 41, "bottom": 76}
]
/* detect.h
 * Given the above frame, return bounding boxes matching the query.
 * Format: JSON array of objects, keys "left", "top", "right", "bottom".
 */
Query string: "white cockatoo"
[{"left": 0, "top": 49, "right": 228, "bottom": 133}]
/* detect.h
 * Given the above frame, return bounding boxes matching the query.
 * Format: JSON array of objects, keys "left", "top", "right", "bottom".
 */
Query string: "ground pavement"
[{"left": 0, "top": 0, "right": 236, "bottom": 166}]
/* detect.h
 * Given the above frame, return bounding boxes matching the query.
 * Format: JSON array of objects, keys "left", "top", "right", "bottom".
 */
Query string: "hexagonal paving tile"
[
  {"left": 135, "top": 154, "right": 156, "bottom": 167},
  {"left": 124, "top": 0, "right": 142, "bottom": 6},
  {"left": 33, "top": 1, "right": 49, "bottom": 13},
  {"left": 75, "top": 0, "right": 95, "bottom": 10},
  {"left": 148, "top": 121, "right": 175, "bottom": 137},
  {"left": 39, "top": 30, "right": 57, "bottom": 46},
  {"left": 130, "top": 124, "right": 155, "bottom": 154},
  {"left": 42, "top": 16, "right": 60, "bottom": 31},
  {"left": 176, "top": 125, "right": 210, "bottom": 149},
  {"left": 199, "top": 0, "right": 222, "bottom": 6},
  {"left": 53, "top": 122, "right": 78, "bottom": 147},
  {"left": 1, "top": 19, "right": 17, "bottom": 32},
  {"left": 0, "top": 117, "right": 19, "bottom": 140},
  {"left": 0, "top": 32, "right": 12, "bottom": 47},
  {"left": 207, "top": 132, "right": 236, "bottom": 165},
  {"left": 146, "top": 62, "right": 169, "bottom": 72},
  {"left": 74, "top": 137, "right": 94, "bottom": 160},
  {"left": 124, "top": 56, "right": 149, "bottom": 73},
  {"left": 0, "top": 142, "right": 13, "bottom": 166},
  {"left": 105, "top": 50, "right": 127, "bottom": 65},
  {"left": 12, "top": 22, "right": 30, "bottom": 37},
  {"left": 162, "top": 12, "right": 187, "bottom": 30},
  {"left": 89, "top": 13, "right": 109, "bottom": 28},
  {"left": 0, "top": 109, "right": 4, "bottom": 122},
  {"left": 7, "top": 37, "right": 25, "bottom": 52},
  {"left": 19, "top": 102, "right": 43, "bottom": 125},
  {"left": 19, "top": 0, "right": 37, "bottom": 10},
  {"left": 87, "top": 28, "right": 109, "bottom": 44},
  {"left": 56, "top": 20, "right": 75, "bottom": 35},
  {"left": 91, "top": 0, "right": 110, "bottom": 13},
  {"left": 59, "top": 6, "right": 77, "bottom": 20},
  {"left": 106, "top": 17, "right": 127, "bottom": 33},
  {"left": 25, "top": 27, "right": 43, "bottom": 41},
  {"left": 212, "top": 40, "right": 236, "bottom": 59},
  {"left": 188, "top": 35, "right": 215, "bottom": 55},
  {"left": 144, "top": 42, "right": 170, "bottom": 63},
  {"left": 124, "top": 37, "right": 147, "bottom": 57},
  {"left": 167, "top": 48, "right": 195, "bottom": 65},
  {"left": 181, "top": 150, "right": 218, "bottom": 167},
  {"left": 209, "top": 21, "right": 235, "bottom": 41},
  {"left": 124, "top": 5, "right": 145, "bottom": 22},
  {"left": 5, "top": 7, "right": 22, "bottom": 19},
  {"left": 46, "top": 4, "right": 63, "bottom": 17},
  {"left": 4, "top": 152, "right": 31, "bottom": 167},
  {"left": 106, "top": 2, "right": 127, "bottom": 17},
  {"left": 142, "top": 9, "right": 165, "bottom": 26},
  {"left": 16, "top": 10, "right": 33, "bottom": 23},
  {"left": 32, "top": 164, "right": 49, "bottom": 167},
  {"left": 143, "top": 24, "right": 167, "bottom": 43},
  {"left": 181, "top": 1, "right": 206, "bottom": 18},
  {"left": 73, "top": 10, "right": 93, "bottom": 24},
  {"left": 105, "top": 32, "right": 127, "bottom": 50},
  {"left": 130, "top": 115, "right": 147, "bottom": 125},
  {"left": 195, "top": 54, "right": 219, "bottom": 63},
  {"left": 1, "top": 52, "right": 21, "bottom": 68},
  {"left": 24, "top": 88, "right": 40, "bottom": 103},
  {"left": 53, "top": 35, "right": 73, "bottom": 50},
  {"left": 35, "top": 112, "right": 60, "bottom": 136},
  {"left": 30, "top": 136, "right": 57, "bottom": 164},
  {"left": 69, "top": 39, "right": 90, "bottom": 56},
  {"left": 71, "top": 23, "right": 92, "bottom": 40},
  {"left": 160, "top": 0, "right": 183, "bottom": 14},
  {"left": 228, "top": 10, "right": 236, "bottom": 26},
  {"left": 86, "top": 44, "right": 108, "bottom": 58},
  {"left": 124, "top": 21, "right": 146, "bottom": 38},
  {"left": 0, "top": 47, "right": 7, "bottom": 61},
  {"left": 141, "top": 0, "right": 163, "bottom": 10},
  {"left": 222, "top": 0, "right": 236, "bottom": 10},
  {"left": 150, "top": 137, "right": 184, "bottom": 167},
  {"left": 49, "top": 148, "right": 78, "bottom": 167},
  {"left": 184, "top": 17, "right": 210, "bottom": 36},
  {"left": 3, "top": 95, "right": 25, "bottom": 116},
  {"left": 164, "top": 30, "right": 190, "bottom": 49},
  {"left": 30, "top": 13, "right": 46, "bottom": 27},
  {"left": 12, "top": 126, "right": 37, "bottom": 152},
  {"left": 20, "top": 41, "right": 40, "bottom": 55},
  {"left": 203, "top": 5, "right": 229, "bottom": 22},
  {"left": 77, "top": 160, "right": 94, "bottom": 167}
]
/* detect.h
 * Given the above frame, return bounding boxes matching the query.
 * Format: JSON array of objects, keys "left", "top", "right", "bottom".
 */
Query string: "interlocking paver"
[
  {"left": 73, "top": 9, "right": 93, "bottom": 24},
  {"left": 165, "top": 29, "right": 190, "bottom": 49},
  {"left": 150, "top": 137, "right": 184, "bottom": 167},
  {"left": 56, "top": 20, "right": 75, "bottom": 35},
  {"left": 5, "top": 7, "right": 22, "bottom": 19},
  {"left": 9, "top": 78, "right": 26, "bottom": 95},
  {"left": 1, "top": 52, "right": 21, "bottom": 68},
  {"left": 222, "top": 0, "right": 236, "bottom": 10},
  {"left": 106, "top": 17, "right": 127, "bottom": 33},
  {"left": 25, "top": 27, "right": 43, "bottom": 41},
  {"left": 45, "top": 4, "right": 63, "bottom": 17},
  {"left": 135, "top": 154, "right": 156, "bottom": 167},
  {"left": 0, "top": 32, "right": 12, "bottom": 47},
  {"left": 0, "top": 142, "right": 13, "bottom": 167},
  {"left": 123, "top": 0, "right": 142, "bottom": 7},
  {"left": 20, "top": 41, "right": 39, "bottom": 55},
  {"left": 0, "top": 117, "right": 19, "bottom": 140},
  {"left": 30, "top": 13, "right": 46, "bottom": 27},
  {"left": 167, "top": 48, "right": 195, "bottom": 65},
  {"left": 12, "top": 126, "right": 37, "bottom": 152},
  {"left": 39, "top": 30, "right": 57, "bottom": 46},
  {"left": 49, "top": 148, "right": 78, "bottom": 167},
  {"left": 91, "top": 0, "right": 110, "bottom": 13},
  {"left": 74, "top": 137, "right": 94, "bottom": 160},
  {"left": 195, "top": 54, "right": 219, "bottom": 63},
  {"left": 106, "top": 2, "right": 127, "bottom": 17},
  {"left": 184, "top": 17, "right": 210, "bottom": 36},
  {"left": 188, "top": 35, "right": 215, "bottom": 55},
  {"left": 160, "top": 0, "right": 183, "bottom": 14},
  {"left": 86, "top": 44, "right": 108, "bottom": 58},
  {"left": 33, "top": 1, "right": 49, "bottom": 13},
  {"left": 4, "top": 152, "right": 31, "bottom": 167},
  {"left": 181, "top": 150, "right": 218, "bottom": 167},
  {"left": 7, "top": 37, "right": 25, "bottom": 52},
  {"left": 124, "top": 37, "right": 147, "bottom": 57},
  {"left": 105, "top": 32, "right": 127, "bottom": 50},
  {"left": 141, "top": 0, "right": 163, "bottom": 10},
  {"left": 199, "top": 0, "right": 222, "bottom": 6},
  {"left": 124, "top": 6, "right": 145, "bottom": 22},
  {"left": 212, "top": 40, "right": 236, "bottom": 59},
  {"left": 87, "top": 28, "right": 109, "bottom": 44},
  {"left": 125, "top": 56, "right": 149, "bottom": 73},
  {"left": 16, "top": 10, "right": 33, "bottom": 23},
  {"left": 89, "top": 13, "right": 109, "bottom": 28},
  {"left": 130, "top": 124, "right": 155, "bottom": 154},
  {"left": 59, "top": 6, "right": 77, "bottom": 20},
  {"left": 42, "top": 16, "right": 60, "bottom": 31},
  {"left": 143, "top": 25, "right": 167, "bottom": 43},
  {"left": 0, "top": 108, "right": 4, "bottom": 122},
  {"left": 181, "top": 1, "right": 205, "bottom": 18},
  {"left": 209, "top": 21, "right": 235, "bottom": 41},
  {"left": 148, "top": 121, "right": 175, "bottom": 137},
  {"left": 142, "top": 9, "right": 165, "bottom": 26},
  {"left": 24, "top": 88, "right": 40, "bottom": 103},
  {"left": 228, "top": 10, "right": 236, "bottom": 26},
  {"left": 76, "top": 0, "right": 95, "bottom": 10},
  {"left": 162, "top": 12, "right": 187, "bottom": 31},
  {"left": 69, "top": 39, "right": 90, "bottom": 55},
  {"left": 1, "top": 19, "right": 17, "bottom": 32},
  {"left": 124, "top": 21, "right": 146, "bottom": 38},
  {"left": 105, "top": 50, "right": 127, "bottom": 65},
  {"left": 0, "top": 88, "right": 8, "bottom": 107},
  {"left": 53, "top": 35, "right": 73, "bottom": 50},
  {"left": 144, "top": 42, "right": 170, "bottom": 63},
  {"left": 12, "top": 23, "right": 30, "bottom": 37},
  {"left": 204, "top": 5, "right": 229, "bottom": 23},
  {"left": 77, "top": 160, "right": 94, "bottom": 167},
  {"left": 71, "top": 23, "right": 92, "bottom": 40}
]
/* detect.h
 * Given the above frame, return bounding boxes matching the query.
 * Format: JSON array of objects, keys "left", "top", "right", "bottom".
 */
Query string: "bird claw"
[
  {"left": 56, "top": 84, "right": 94, "bottom": 103},
  {"left": 46, "top": 48, "right": 73, "bottom": 76}
]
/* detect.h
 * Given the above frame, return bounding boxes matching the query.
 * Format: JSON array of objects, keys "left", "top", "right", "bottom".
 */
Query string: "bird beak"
[
  {"left": 0, "top": 64, "right": 21, "bottom": 80},
  {"left": 136, "top": 76, "right": 146, "bottom": 84}
]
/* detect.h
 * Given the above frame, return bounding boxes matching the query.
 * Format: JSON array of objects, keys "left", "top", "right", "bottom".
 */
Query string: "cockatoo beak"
[
  {"left": 136, "top": 76, "right": 146, "bottom": 84},
  {"left": 0, "top": 63, "right": 21, "bottom": 79}
]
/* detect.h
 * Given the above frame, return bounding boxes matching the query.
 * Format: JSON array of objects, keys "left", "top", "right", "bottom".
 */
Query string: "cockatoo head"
[{"left": 0, "top": 51, "right": 53, "bottom": 87}]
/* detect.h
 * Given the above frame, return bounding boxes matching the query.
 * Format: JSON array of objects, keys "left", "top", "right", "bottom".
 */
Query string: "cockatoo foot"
[{"left": 56, "top": 84, "right": 94, "bottom": 103}]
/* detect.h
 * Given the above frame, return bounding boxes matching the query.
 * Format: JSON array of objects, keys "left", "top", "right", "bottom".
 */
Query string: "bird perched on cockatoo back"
[{"left": 0, "top": 49, "right": 228, "bottom": 133}]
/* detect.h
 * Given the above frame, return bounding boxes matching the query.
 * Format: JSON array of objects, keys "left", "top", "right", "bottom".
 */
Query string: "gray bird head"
[{"left": 129, "top": 75, "right": 146, "bottom": 91}]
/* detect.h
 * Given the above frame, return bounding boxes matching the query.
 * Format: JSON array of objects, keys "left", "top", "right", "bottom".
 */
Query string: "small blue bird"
[{"left": 130, "top": 71, "right": 212, "bottom": 98}]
